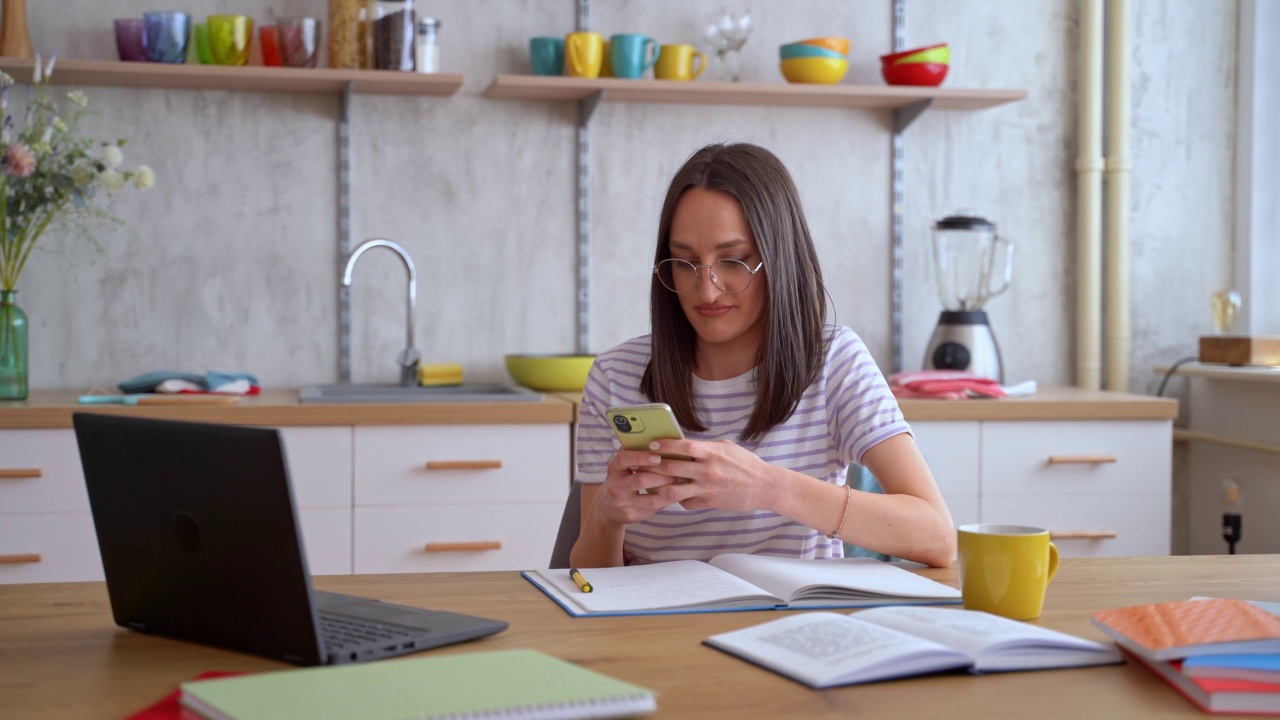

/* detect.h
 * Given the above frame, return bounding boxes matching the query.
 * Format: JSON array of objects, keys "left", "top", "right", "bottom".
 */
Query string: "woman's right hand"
[{"left": 591, "top": 448, "right": 682, "bottom": 526}]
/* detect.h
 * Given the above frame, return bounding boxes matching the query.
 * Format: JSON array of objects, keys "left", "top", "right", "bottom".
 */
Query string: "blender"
[{"left": 923, "top": 212, "right": 1013, "bottom": 382}]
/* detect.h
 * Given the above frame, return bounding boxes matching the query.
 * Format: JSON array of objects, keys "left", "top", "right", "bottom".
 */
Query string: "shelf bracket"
[
  {"left": 893, "top": 98, "right": 934, "bottom": 133},
  {"left": 338, "top": 81, "right": 355, "bottom": 383},
  {"left": 579, "top": 89, "right": 604, "bottom": 128}
]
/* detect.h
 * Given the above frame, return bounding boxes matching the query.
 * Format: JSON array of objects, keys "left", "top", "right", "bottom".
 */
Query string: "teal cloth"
[
  {"left": 843, "top": 464, "right": 893, "bottom": 562},
  {"left": 118, "top": 370, "right": 259, "bottom": 394}
]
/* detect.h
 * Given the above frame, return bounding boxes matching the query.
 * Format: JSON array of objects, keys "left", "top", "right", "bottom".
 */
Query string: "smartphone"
[{"left": 605, "top": 403, "right": 692, "bottom": 462}]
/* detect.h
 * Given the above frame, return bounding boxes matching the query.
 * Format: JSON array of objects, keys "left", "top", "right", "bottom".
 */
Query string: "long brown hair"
[{"left": 640, "top": 143, "right": 828, "bottom": 441}]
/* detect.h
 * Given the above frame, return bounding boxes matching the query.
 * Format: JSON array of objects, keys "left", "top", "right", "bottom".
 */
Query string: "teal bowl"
[{"left": 779, "top": 43, "right": 845, "bottom": 61}]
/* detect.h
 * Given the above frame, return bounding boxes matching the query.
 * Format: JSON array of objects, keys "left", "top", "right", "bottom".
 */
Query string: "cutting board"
[{"left": 1199, "top": 336, "right": 1280, "bottom": 366}]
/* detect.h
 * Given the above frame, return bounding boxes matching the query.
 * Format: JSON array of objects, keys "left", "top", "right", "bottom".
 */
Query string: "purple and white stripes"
[{"left": 576, "top": 326, "right": 910, "bottom": 564}]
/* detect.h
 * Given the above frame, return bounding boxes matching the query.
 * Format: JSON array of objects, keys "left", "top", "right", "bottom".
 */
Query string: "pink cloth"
[{"left": 889, "top": 370, "right": 1006, "bottom": 399}]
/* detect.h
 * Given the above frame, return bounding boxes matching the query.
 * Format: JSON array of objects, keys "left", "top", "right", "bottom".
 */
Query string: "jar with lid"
[
  {"left": 415, "top": 17, "right": 440, "bottom": 73},
  {"left": 372, "top": 0, "right": 416, "bottom": 70}
]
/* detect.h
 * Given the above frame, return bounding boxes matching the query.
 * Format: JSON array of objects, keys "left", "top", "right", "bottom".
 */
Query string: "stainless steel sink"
[{"left": 298, "top": 383, "right": 543, "bottom": 404}]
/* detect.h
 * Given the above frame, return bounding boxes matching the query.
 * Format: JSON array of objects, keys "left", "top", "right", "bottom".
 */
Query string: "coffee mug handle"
[
  {"left": 567, "top": 35, "right": 583, "bottom": 76},
  {"left": 690, "top": 50, "right": 707, "bottom": 80},
  {"left": 1046, "top": 541, "right": 1059, "bottom": 584},
  {"left": 641, "top": 38, "right": 657, "bottom": 73}
]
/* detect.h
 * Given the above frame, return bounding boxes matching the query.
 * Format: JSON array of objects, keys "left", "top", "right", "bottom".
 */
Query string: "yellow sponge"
[{"left": 418, "top": 362, "right": 464, "bottom": 386}]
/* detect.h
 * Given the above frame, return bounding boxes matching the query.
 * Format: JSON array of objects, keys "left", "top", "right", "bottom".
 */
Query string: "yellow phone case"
[{"left": 605, "top": 403, "right": 691, "bottom": 460}]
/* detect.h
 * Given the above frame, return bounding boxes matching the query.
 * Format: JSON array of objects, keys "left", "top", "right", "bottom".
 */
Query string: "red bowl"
[
  {"left": 881, "top": 61, "right": 948, "bottom": 87},
  {"left": 880, "top": 42, "right": 947, "bottom": 65}
]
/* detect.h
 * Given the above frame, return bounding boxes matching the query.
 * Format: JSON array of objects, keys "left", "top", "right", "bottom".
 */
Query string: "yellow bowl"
[
  {"left": 796, "top": 36, "right": 851, "bottom": 56},
  {"left": 779, "top": 57, "right": 849, "bottom": 84},
  {"left": 504, "top": 354, "right": 596, "bottom": 392},
  {"left": 886, "top": 45, "right": 950, "bottom": 66}
]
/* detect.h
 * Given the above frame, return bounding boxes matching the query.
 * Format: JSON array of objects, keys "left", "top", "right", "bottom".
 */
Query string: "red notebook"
[
  {"left": 1122, "top": 650, "right": 1280, "bottom": 715},
  {"left": 127, "top": 672, "right": 247, "bottom": 720}
]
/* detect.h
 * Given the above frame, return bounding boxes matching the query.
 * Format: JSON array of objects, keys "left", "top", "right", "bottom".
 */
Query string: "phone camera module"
[
  {"left": 612, "top": 415, "right": 632, "bottom": 432},
  {"left": 611, "top": 414, "right": 645, "bottom": 433}
]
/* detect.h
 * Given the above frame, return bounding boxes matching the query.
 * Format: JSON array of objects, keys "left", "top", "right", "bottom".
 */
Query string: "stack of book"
[{"left": 1091, "top": 598, "right": 1280, "bottom": 715}]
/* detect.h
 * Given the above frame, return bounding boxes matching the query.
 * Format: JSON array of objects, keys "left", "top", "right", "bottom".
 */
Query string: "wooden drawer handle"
[
  {"left": 0, "top": 553, "right": 42, "bottom": 564},
  {"left": 424, "top": 541, "right": 502, "bottom": 553},
  {"left": 0, "top": 468, "right": 42, "bottom": 479},
  {"left": 425, "top": 460, "right": 503, "bottom": 471},
  {"left": 1047, "top": 455, "right": 1117, "bottom": 465},
  {"left": 1050, "top": 530, "right": 1118, "bottom": 540}
]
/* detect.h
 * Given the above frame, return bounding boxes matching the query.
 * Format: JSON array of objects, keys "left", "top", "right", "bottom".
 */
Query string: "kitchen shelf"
[
  {"left": 482, "top": 74, "right": 1026, "bottom": 112},
  {"left": 0, "top": 58, "right": 463, "bottom": 96}
]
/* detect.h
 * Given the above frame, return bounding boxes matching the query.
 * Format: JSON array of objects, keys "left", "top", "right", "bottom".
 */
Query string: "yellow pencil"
[{"left": 569, "top": 568, "right": 593, "bottom": 593}]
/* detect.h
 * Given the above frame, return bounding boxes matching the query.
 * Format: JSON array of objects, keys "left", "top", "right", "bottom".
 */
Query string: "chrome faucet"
[{"left": 342, "top": 238, "right": 420, "bottom": 387}]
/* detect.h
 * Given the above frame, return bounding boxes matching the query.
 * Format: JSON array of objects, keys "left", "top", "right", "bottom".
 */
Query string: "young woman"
[{"left": 569, "top": 142, "right": 955, "bottom": 569}]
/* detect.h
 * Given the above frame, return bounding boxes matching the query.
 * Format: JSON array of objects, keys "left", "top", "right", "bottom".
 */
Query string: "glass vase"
[{"left": 0, "top": 290, "right": 28, "bottom": 400}]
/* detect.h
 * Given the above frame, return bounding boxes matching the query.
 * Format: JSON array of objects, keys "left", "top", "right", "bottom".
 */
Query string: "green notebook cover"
[{"left": 179, "top": 648, "right": 657, "bottom": 720}]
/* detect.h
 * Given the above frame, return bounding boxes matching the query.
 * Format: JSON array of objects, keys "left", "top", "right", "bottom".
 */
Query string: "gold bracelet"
[{"left": 827, "top": 484, "right": 852, "bottom": 540}]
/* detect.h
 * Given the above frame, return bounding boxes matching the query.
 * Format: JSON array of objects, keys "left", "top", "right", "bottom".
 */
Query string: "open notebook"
[{"left": 524, "top": 554, "right": 960, "bottom": 617}]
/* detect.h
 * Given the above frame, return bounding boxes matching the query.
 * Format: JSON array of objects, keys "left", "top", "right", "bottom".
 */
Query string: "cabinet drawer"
[
  {"left": 980, "top": 495, "right": 1170, "bottom": 557},
  {"left": 354, "top": 425, "right": 568, "bottom": 506},
  {"left": 280, "top": 427, "right": 352, "bottom": 508},
  {"left": 354, "top": 503, "right": 564, "bottom": 573},
  {"left": 0, "top": 512, "right": 103, "bottom": 584},
  {"left": 981, "top": 421, "right": 1171, "bottom": 497},
  {"left": 0, "top": 429, "right": 88, "bottom": 513},
  {"left": 299, "top": 508, "right": 352, "bottom": 576},
  {"left": 911, "top": 421, "right": 980, "bottom": 498}
]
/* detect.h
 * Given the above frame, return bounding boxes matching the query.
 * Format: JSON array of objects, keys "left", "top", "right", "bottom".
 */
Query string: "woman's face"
[{"left": 666, "top": 187, "right": 768, "bottom": 356}]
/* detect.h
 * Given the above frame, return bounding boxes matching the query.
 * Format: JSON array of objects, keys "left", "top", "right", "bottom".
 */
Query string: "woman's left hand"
[{"left": 645, "top": 438, "right": 778, "bottom": 513}]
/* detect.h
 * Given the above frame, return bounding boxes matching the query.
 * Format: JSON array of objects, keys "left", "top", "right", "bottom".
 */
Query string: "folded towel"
[
  {"left": 888, "top": 370, "right": 1036, "bottom": 400},
  {"left": 118, "top": 370, "right": 260, "bottom": 395}
]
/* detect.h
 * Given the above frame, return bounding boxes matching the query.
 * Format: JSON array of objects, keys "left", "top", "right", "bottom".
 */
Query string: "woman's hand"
[
  {"left": 645, "top": 438, "right": 780, "bottom": 513},
  {"left": 590, "top": 448, "right": 684, "bottom": 525}
]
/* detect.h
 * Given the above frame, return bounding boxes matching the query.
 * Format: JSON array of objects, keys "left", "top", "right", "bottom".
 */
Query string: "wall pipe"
[
  {"left": 1076, "top": 0, "right": 1105, "bottom": 390},
  {"left": 1105, "top": 0, "right": 1133, "bottom": 391}
]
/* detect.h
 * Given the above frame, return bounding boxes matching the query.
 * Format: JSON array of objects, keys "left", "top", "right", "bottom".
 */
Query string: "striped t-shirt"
[{"left": 575, "top": 324, "right": 911, "bottom": 564}]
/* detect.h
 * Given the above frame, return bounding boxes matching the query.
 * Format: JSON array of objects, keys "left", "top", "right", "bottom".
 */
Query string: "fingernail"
[
  {"left": 648, "top": 455, "right": 662, "bottom": 464},
  {"left": 649, "top": 441, "right": 661, "bottom": 451}
]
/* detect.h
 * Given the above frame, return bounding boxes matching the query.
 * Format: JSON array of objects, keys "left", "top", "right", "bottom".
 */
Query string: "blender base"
[{"left": 923, "top": 310, "right": 1004, "bottom": 383}]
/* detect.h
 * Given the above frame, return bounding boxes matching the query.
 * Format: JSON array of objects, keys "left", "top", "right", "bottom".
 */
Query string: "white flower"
[
  {"left": 32, "top": 53, "right": 41, "bottom": 84},
  {"left": 101, "top": 145, "right": 123, "bottom": 169},
  {"left": 66, "top": 90, "right": 87, "bottom": 108},
  {"left": 100, "top": 169, "right": 125, "bottom": 193},
  {"left": 133, "top": 165, "right": 155, "bottom": 190}
]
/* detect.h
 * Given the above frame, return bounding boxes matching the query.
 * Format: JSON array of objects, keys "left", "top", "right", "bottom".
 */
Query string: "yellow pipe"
[
  {"left": 1076, "top": 0, "right": 1105, "bottom": 390},
  {"left": 1105, "top": 0, "right": 1133, "bottom": 392}
]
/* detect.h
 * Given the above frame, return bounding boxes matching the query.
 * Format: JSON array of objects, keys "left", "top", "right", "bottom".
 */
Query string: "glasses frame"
[{"left": 653, "top": 257, "right": 764, "bottom": 294}]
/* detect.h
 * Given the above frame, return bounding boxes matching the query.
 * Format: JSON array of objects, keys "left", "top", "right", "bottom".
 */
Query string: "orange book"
[{"left": 1092, "top": 598, "right": 1280, "bottom": 662}]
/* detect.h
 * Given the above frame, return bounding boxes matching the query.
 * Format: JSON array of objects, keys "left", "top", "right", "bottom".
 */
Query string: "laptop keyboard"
[{"left": 319, "top": 614, "right": 420, "bottom": 652}]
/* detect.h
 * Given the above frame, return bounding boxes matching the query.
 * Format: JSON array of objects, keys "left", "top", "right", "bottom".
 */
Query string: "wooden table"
[{"left": 2, "top": 555, "right": 1277, "bottom": 719}]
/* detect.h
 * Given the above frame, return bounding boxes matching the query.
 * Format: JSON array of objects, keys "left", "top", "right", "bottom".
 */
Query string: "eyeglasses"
[{"left": 653, "top": 258, "right": 764, "bottom": 294}]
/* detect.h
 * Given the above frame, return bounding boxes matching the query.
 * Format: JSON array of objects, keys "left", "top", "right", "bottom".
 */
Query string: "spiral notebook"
[{"left": 179, "top": 648, "right": 657, "bottom": 720}]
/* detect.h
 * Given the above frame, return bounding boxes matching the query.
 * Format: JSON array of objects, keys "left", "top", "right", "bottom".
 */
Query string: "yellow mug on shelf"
[
  {"left": 565, "top": 31, "right": 603, "bottom": 78},
  {"left": 655, "top": 43, "right": 706, "bottom": 81},
  {"left": 956, "top": 524, "right": 1059, "bottom": 620},
  {"left": 208, "top": 14, "right": 253, "bottom": 65}
]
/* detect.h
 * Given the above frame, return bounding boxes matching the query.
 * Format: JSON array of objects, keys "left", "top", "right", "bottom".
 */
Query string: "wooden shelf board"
[
  {"left": 0, "top": 58, "right": 463, "bottom": 96},
  {"left": 483, "top": 74, "right": 1026, "bottom": 111}
]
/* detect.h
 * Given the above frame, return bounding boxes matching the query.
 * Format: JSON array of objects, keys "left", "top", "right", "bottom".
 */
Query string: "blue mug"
[
  {"left": 529, "top": 36, "right": 565, "bottom": 76},
  {"left": 610, "top": 33, "right": 656, "bottom": 79},
  {"left": 142, "top": 11, "right": 192, "bottom": 63}
]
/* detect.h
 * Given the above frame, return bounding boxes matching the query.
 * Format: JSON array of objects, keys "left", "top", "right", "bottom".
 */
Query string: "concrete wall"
[{"left": 17, "top": 0, "right": 1237, "bottom": 392}]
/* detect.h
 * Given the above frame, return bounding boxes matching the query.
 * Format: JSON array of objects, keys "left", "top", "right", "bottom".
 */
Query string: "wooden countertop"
[
  {"left": 554, "top": 385, "right": 1177, "bottom": 422},
  {"left": 2, "top": 555, "right": 1276, "bottom": 719},
  {"left": 0, "top": 389, "right": 576, "bottom": 429}
]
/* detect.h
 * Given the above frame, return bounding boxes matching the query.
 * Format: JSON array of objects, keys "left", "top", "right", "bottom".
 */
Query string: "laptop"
[{"left": 72, "top": 412, "right": 508, "bottom": 666}]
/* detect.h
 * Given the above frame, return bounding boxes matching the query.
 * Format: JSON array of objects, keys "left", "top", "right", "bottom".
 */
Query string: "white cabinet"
[
  {"left": 912, "top": 418, "right": 1172, "bottom": 557},
  {"left": 1, "top": 421, "right": 572, "bottom": 584},
  {"left": 352, "top": 425, "right": 570, "bottom": 574}
]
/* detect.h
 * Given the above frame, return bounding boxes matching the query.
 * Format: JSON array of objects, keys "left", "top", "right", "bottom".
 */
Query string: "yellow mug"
[
  {"left": 601, "top": 40, "right": 613, "bottom": 77},
  {"left": 565, "top": 31, "right": 603, "bottom": 78},
  {"left": 655, "top": 43, "right": 706, "bottom": 81},
  {"left": 956, "top": 524, "right": 1059, "bottom": 620}
]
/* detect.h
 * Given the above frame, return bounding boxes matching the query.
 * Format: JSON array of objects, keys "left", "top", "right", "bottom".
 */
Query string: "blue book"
[{"left": 1183, "top": 653, "right": 1280, "bottom": 684}]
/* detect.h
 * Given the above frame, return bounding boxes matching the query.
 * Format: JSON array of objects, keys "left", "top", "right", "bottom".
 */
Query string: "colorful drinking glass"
[
  {"left": 142, "top": 12, "right": 191, "bottom": 63},
  {"left": 114, "top": 19, "right": 146, "bottom": 62},
  {"left": 259, "top": 25, "right": 283, "bottom": 66},
  {"left": 278, "top": 17, "right": 321, "bottom": 68},
  {"left": 193, "top": 22, "right": 212, "bottom": 64},
  {"left": 208, "top": 14, "right": 253, "bottom": 66}
]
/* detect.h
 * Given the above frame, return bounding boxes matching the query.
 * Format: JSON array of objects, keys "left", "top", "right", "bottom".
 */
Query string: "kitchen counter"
[
  {"left": 0, "top": 389, "right": 576, "bottom": 429},
  {"left": 552, "top": 385, "right": 1177, "bottom": 422}
]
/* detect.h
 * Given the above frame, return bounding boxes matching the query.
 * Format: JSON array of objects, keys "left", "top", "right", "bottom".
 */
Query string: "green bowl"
[
  {"left": 504, "top": 354, "right": 596, "bottom": 392},
  {"left": 779, "top": 43, "right": 845, "bottom": 61}
]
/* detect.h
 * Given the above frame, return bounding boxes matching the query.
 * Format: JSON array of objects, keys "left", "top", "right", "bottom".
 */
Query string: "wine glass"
[{"left": 701, "top": 3, "right": 752, "bottom": 82}]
